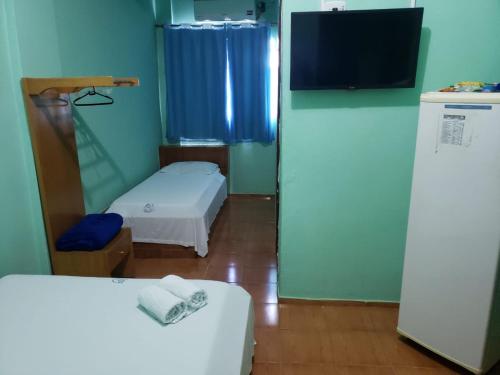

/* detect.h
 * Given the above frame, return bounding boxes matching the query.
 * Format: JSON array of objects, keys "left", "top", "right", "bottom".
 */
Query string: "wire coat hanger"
[{"left": 73, "top": 86, "right": 114, "bottom": 107}]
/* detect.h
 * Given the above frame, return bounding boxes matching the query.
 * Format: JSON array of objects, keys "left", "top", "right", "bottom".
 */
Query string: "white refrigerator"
[{"left": 398, "top": 92, "right": 500, "bottom": 374}]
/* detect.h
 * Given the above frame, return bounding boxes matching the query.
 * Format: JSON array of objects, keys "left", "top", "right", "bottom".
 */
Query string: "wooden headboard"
[{"left": 159, "top": 146, "right": 229, "bottom": 176}]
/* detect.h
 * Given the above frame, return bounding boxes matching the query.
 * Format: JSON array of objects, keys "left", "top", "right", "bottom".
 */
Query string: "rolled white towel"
[
  {"left": 159, "top": 275, "right": 208, "bottom": 311},
  {"left": 138, "top": 285, "right": 187, "bottom": 324}
]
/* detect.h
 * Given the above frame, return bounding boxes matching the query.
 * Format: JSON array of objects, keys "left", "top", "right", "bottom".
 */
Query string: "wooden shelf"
[
  {"left": 23, "top": 76, "right": 139, "bottom": 95},
  {"left": 53, "top": 228, "right": 135, "bottom": 277},
  {"left": 21, "top": 75, "right": 138, "bottom": 277}
]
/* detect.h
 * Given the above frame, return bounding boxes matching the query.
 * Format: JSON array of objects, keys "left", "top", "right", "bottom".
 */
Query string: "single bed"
[
  {"left": 0, "top": 274, "right": 254, "bottom": 375},
  {"left": 107, "top": 146, "right": 229, "bottom": 257}
]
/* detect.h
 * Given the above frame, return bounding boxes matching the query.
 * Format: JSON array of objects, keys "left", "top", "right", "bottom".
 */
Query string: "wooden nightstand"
[{"left": 52, "top": 228, "right": 135, "bottom": 277}]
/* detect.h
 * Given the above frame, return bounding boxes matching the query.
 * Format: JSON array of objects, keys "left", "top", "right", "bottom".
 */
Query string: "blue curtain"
[
  {"left": 226, "top": 24, "right": 274, "bottom": 143},
  {"left": 164, "top": 25, "right": 228, "bottom": 142}
]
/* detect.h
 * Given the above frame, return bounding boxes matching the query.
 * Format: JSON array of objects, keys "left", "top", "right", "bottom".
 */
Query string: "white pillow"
[{"left": 160, "top": 161, "right": 220, "bottom": 175}]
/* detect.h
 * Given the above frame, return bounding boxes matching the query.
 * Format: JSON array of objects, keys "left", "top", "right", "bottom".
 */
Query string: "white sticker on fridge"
[{"left": 441, "top": 114, "right": 466, "bottom": 146}]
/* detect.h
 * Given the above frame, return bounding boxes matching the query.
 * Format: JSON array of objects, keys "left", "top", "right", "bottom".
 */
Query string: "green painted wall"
[
  {"left": 171, "top": 0, "right": 195, "bottom": 23},
  {"left": 53, "top": 0, "right": 162, "bottom": 213},
  {"left": 278, "top": 0, "right": 500, "bottom": 301},
  {"left": 229, "top": 143, "right": 277, "bottom": 195},
  {"left": 0, "top": 0, "right": 161, "bottom": 277},
  {"left": 160, "top": 0, "right": 278, "bottom": 195},
  {"left": 0, "top": 1, "right": 51, "bottom": 277}
]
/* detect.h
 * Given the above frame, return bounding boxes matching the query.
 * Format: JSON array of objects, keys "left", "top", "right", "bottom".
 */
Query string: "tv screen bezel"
[{"left": 290, "top": 8, "right": 424, "bottom": 91}]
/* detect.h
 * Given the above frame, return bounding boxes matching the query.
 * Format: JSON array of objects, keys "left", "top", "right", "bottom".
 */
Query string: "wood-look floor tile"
[
  {"left": 243, "top": 267, "right": 278, "bottom": 284},
  {"left": 368, "top": 307, "right": 399, "bottom": 332},
  {"left": 168, "top": 258, "right": 210, "bottom": 267},
  {"left": 243, "top": 252, "right": 277, "bottom": 268},
  {"left": 207, "top": 237, "right": 241, "bottom": 253},
  {"left": 254, "top": 328, "right": 282, "bottom": 363},
  {"left": 207, "top": 252, "right": 243, "bottom": 268},
  {"left": 330, "top": 331, "right": 391, "bottom": 366},
  {"left": 247, "top": 224, "right": 276, "bottom": 236},
  {"left": 246, "top": 241, "right": 277, "bottom": 253},
  {"left": 134, "top": 258, "right": 208, "bottom": 279},
  {"left": 251, "top": 363, "right": 281, "bottom": 375},
  {"left": 239, "top": 283, "right": 278, "bottom": 304},
  {"left": 249, "top": 236, "right": 276, "bottom": 248},
  {"left": 278, "top": 304, "right": 327, "bottom": 331},
  {"left": 204, "top": 265, "right": 243, "bottom": 283},
  {"left": 254, "top": 303, "right": 279, "bottom": 328},
  {"left": 392, "top": 367, "right": 460, "bottom": 375},
  {"left": 334, "top": 365, "right": 396, "bottom": 375},
  {"left": 223, "top": 214, "right": 255, "bottom": 223},
  {"left": 281, "top": 330, "right": 335, "bottom": 364},
  {"left": 377, "top": 333, "right": 446, "bottom": 368},
  {"left": 323, "top": 306, "right": 374, "bottom": 332},
  {"left": 214, "top": 224, "right": 253, "bottom": 241},
  {"left": 280, "top": 363, "right": 336, "bottom": 375},
  {"left": 251, "top": 229, "right": 276, "bottom": 243}
]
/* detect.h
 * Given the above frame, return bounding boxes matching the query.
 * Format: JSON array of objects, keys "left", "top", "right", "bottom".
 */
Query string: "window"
[{"left": 164, "top": 24, "right": 277, "bottom": 144}]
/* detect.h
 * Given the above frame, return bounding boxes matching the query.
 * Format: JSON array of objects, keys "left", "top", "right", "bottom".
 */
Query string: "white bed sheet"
[
  {"left": 107, "top": 170, "right": 227, "bottom": 257},
  {"left": 0, "top": 275, "right": 254, "bottom": 375}
]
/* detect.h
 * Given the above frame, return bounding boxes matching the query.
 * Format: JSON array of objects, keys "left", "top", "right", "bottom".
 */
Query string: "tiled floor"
[{"left": 134, "top": 196, "right": 499, "bottom": 375}]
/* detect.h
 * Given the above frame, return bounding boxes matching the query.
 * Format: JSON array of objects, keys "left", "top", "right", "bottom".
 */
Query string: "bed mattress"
[
  {"left": 0, "top": 275, "right": 254, "bottom": 375},
  {"left": 107, "top": 170, "right": 227, "bottom": 256}
]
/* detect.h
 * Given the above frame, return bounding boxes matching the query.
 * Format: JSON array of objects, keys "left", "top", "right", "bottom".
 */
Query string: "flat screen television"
[{"left": 290, "top": 8, "right": 424, "bottom": 90}]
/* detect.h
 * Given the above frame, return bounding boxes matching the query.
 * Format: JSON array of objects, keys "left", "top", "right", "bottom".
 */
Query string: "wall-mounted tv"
[{"left": 290, "top": 8, "right": 424, "bottom": 90}]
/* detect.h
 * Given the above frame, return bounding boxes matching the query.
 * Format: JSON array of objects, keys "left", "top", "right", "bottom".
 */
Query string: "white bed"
[
  {"left": 107, "top": 163, "right": 227, "bottom": 257},
  {"left": 0, "top": 275, "right": 254, "bottom": 375}
]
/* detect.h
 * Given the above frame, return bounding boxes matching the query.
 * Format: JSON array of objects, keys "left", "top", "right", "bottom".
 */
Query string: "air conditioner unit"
[{"left": 194, "top": 0, "right": 262, "bottom": 21}]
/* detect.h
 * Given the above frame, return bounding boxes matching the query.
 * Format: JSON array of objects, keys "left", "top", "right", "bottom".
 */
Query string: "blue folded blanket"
[{"left": 56, "top": 213, "right": 124, "bottom": 251}]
